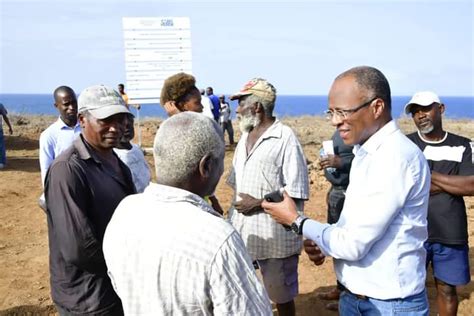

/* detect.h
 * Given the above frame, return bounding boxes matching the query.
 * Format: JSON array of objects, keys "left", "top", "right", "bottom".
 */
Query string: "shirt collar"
[
  {"left": 416, "top": 130, "right": 448, "bottom": 144},
  {"left": 242, "top": 119, "right": 282, "bottom": 140},
  {"left": 353, "top": 120, "right": 399, "bottom": 156},
  {"left": 262, "top": 119, "right": 283, "bottom": 139},
  {"left": 144, "top": 183, "right": 222, "bottom": 217},
  {"left": 56, "top": 117, "right": 80, "bottom": 130},
  {"left": 74, "top": 134, "right": 102, "bottom": 164},
  {"left": 241, "top": 119, "right": 282, "bottom": 158}
]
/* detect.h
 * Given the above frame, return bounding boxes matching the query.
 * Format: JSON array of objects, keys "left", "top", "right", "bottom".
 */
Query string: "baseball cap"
[
  {"left": 229, "top": 78, "right": 276, "bottom": 103},
  {"left": 78, "top": 85, "right": 132, "bottom": 119},
  {"left": 404, "top": 91, "right": 441, "bottom": 114}
]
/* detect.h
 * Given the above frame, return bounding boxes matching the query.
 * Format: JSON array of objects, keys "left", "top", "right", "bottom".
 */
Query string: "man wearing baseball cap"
[
  {"left": 44, "top": 85, "right": 136, "bottom": 315},
  {"left": 406, "top": 91, "right": 474, "bottom": 316},
  {"left": 227, "top": 78, "right": 309, "bottom": 316}
]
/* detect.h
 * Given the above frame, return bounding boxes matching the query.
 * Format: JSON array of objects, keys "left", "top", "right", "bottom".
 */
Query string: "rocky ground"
[{"left": 0, "top": 114, "right": 473, "bottom": 315}]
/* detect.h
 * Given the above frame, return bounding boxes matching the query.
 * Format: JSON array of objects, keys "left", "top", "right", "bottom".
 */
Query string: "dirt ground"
[{"left": 0, "top": 115, "right": 473, "bottom": 315}]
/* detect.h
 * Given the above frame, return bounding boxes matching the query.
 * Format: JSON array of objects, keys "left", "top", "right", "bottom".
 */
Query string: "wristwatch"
[{"left": 291, "top": 215, "right": 308, "bottom": 235}]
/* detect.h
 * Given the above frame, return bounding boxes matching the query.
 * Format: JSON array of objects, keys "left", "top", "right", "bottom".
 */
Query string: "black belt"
[
  {"left": 339, "top": 284, "right": 369, "bottom": 300},
  {"left": 332, "top": 185, "right": 347, "bottom": 190}
]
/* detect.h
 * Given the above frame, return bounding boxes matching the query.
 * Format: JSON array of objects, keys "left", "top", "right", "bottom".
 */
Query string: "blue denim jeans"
[
  {"left": 0, "top": 128, "right": 6, "bottom": 165},
  {"left": 339, "top": 289, "right": 428, "bottom": 315}
]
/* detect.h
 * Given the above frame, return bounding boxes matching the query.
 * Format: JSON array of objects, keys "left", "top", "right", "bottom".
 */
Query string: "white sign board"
[{"left": 122, "top": 17, "right": 192, "bottom": 104}]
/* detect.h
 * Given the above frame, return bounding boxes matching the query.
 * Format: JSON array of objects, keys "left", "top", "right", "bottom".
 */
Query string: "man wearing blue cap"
[
  {"left": 405, "top": 91, "right": 474, "bottom": 316},
  {"left": 44, "top": 85, "right": 136, "bottom": 315}
]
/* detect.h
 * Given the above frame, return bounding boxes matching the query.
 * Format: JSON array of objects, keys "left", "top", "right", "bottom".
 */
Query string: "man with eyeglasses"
[
  {"left": 262, "top": 66, "right": 431, "bottom": 315},
  {"left": 405, "top": 91, "right": 474, "bottom": 316}
]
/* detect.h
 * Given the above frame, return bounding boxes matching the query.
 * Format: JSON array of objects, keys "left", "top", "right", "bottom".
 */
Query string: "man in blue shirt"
[
  {"left": 206, "top": 86, "right": 221, "bottom": 122},
  {"left": 263, "top": 66, "right": 430, "bottom": 315},
  {"left": 39, "top": 86, "right": 81, "bottom": 209}
]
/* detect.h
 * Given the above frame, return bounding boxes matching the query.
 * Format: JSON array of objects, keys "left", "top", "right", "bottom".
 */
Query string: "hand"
[
  {"left": 163, "top": 101, "right": 180, "bottom": 116},
  {"left": 234, "top": 193, "right": 262, "bottom": 215},
  {"left": 8, "top": 127, "right": 13, "bottom": 135},
  {"left": 319, "top": 154, "right": 341, "bottom": 170},
  {"left": 261, "top": 191, "right": 298, "bottom": 225},
  {"left": 430, "top": 182, "right": 443, "bottom": 195},
  {"left": 304, "top": 239, "right": 325, "bottom": 266}
]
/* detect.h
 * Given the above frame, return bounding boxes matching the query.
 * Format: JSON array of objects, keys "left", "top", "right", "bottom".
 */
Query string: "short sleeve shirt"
[
  {"left": 407, "top": 131, "right": 474, "bottom": 245},
  {"left": 227, "top": 120, "right": 309, "bottom": 260}
]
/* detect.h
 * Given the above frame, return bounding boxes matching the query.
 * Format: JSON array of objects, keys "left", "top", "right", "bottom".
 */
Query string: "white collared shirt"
[
  {"left": 227, "top": 119, "right": 309, "bottom": 260},
  {"left": 114, "top": 144, "right": 151, "bottom": 193},
  {"left": 39, "top": 117, "right": 81, "bottom": 184},
  {"left": 103, "top": 183, "right": 272, "bottom": 315},
  {"left": 201, "top": 95, "right": 214, "bottom": 120},
  {"left": 304, "top": 120, "right": 430, "bottom": 300}
]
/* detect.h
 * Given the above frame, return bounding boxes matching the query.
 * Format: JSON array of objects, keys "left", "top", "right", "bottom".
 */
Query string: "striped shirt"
[
  {"left": 227, "top": 119, "right": 309, "bottom": 259},
  {"left": 103, "top": 183, "right": 272, "bottom": 315}
]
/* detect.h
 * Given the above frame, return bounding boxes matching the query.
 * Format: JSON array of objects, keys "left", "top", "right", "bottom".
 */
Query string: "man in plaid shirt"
[
  {"left": 104, "top": 112, "right": 272, "bottom": 315},
  {"left": 227, "top": 78, "right": 309, "bottom": 316}
]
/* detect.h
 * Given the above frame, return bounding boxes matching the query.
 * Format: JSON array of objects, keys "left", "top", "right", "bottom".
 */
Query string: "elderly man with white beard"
[{"left": 227, "top": 78, "right": 309, "bottom": 316}]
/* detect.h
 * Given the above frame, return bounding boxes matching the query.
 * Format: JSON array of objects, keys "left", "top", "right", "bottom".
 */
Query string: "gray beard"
[
  {"left": 239, "top": 114, "right": 260, "bottom": 133},
  {"left": 419, "top": 122, "right": 434, "bottom": 134}
]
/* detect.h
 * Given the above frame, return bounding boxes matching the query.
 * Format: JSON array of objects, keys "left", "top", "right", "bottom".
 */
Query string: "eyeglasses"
[{"left": 325, "top": 97, "right": 377, "bottom": 120}]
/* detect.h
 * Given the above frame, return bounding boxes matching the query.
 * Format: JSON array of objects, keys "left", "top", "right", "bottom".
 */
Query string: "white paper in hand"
[{"left": 322, "top": 140, "right": 335, "bottom": 155}]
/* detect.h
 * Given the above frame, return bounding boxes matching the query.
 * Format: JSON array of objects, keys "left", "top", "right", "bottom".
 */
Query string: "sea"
[{"left": 1, "top": 94, "right": 473, "bottom": 119}]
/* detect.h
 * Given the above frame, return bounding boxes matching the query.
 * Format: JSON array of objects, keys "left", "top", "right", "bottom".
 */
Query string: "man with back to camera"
[
  {"left": 44, "top": 85, "right": 136, "bottom": 315},
  {"left": 38, "top": 86, "right": 81, "bottom": 209},
  {"left": 206, "top": 86, "right": 221, "bottom": 122},
  {"left": 262, "top": 66, "right": 431, "bottom": 315},
  {"left": 227, "top": 78, "right": 309, "bottom": 316},
  {"left": 103, "top": 112, "right": 272, "bottom": 315},
  {"left": 405, "top": 91, "right": 474, "bottom": 316}
]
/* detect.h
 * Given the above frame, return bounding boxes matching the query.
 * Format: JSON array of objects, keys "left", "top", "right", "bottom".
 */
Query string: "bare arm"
[
  {"left": 234, "top": 193, "right": 263, "bottom": 215},
  {"left": 431, "top": 171, "right": 474, "bottom": 196}
]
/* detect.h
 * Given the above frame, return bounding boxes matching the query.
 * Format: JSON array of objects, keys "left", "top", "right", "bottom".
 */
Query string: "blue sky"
[{"left": 1, "top": 0, "right": 473, "bottom": 96}]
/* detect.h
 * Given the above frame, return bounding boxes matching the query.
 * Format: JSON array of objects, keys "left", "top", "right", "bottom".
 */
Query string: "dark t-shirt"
[
  {"left": 45, "top": 135, "right": 136, "bottom": 314},
  {"left": 407, "top": 131, "right": 474, "bottom": 245},
  {"left": 324, "top": 131, "right": 354, "bottom": 188}
]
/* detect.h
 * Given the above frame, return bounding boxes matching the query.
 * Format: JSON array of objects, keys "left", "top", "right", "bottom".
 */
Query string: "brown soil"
[{"left": 1, "top": 115, "right": 473, "bottom": 315}]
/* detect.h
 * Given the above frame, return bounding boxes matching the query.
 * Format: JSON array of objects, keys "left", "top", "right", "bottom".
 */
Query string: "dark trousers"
[
  {"left": 327, "top": 186, "right": 346, "bottom": 224},
  {"left": 56, "top": 303, "right": 124, "bottom": 316},
  {"left": 221, "top": 120, "right": 234, "bottom": 144}
]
